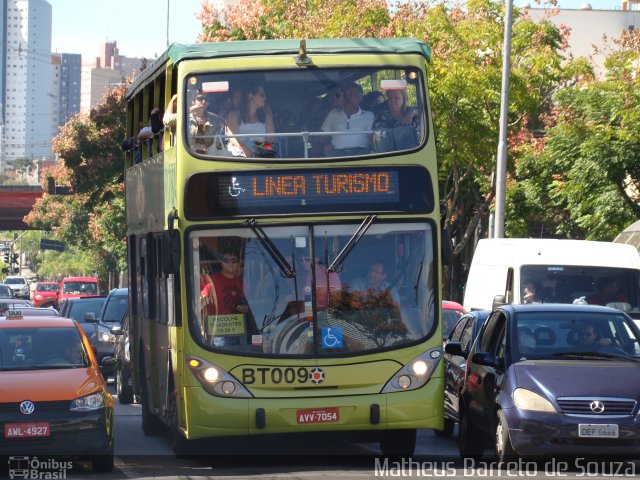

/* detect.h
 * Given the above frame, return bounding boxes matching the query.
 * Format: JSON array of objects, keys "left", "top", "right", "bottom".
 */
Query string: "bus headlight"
[
  {"left": 381, "top": 348, "right": 442, "bottom": 393},
  {"left": 202, "top": 367, "right": 219, "bottom": 382},
  {"left": 186, "top": 355, "right": 253, "bottom": 399}
]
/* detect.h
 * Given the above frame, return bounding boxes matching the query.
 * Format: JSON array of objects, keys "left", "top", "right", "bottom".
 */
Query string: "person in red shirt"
[
  {"left": 200, "top": 247, "right": 258, "bottom": 344},
  {"left": 586, "top": 277, "right": 628, "bottom": 306}
]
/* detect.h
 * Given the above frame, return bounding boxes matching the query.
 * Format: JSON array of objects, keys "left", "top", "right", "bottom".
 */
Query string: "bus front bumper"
[{"left": 183, "top": 376, "right": 443, "bottom": 438}]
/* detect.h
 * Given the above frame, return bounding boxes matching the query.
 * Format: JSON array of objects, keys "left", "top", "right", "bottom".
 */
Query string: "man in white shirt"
[{"left": 321, "top": 82, "right": 374, "bottom": 156}]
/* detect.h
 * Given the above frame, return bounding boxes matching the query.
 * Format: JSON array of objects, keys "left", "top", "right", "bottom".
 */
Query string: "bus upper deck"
[{"left": 125, "top": 38, "right": 433, "bottom": 164}]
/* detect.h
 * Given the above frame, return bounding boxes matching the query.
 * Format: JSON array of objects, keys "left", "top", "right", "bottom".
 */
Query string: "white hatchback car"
[{"left": 3, "top": 275, "right": 30, "bottom": 299}]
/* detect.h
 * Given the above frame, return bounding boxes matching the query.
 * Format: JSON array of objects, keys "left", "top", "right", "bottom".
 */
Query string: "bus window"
[
  {"left": 190, "top": 222, "right": 435, "bottom": 356},
  {"left": 184, "top": 67, "right": 425, "bottom": 160}
]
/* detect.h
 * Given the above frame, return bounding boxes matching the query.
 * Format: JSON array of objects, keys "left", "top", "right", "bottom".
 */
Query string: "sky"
[
  {"left": 49, "top": 0, "right": 623, "bottom": 60},
  {"left": 49, "top": 0, "right": 204, "bottom": 60}
]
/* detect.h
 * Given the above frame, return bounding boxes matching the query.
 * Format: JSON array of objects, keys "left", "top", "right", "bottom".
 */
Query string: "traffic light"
[
  {"left": 11, "top": 253, "right": 18, "bottom": 265},
  {"left": 2, "top": 252, "right": 8, "bottom": 264}
]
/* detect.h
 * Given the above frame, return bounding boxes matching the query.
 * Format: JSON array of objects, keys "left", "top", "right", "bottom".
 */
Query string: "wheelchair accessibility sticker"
[{"left": 321, "top": 327, "right": 343, "bottom": 349}]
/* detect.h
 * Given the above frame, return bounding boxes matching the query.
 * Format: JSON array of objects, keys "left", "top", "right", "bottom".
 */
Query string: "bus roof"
[{"left": 126, "top": 38, "right": 431, "bottom": 100}]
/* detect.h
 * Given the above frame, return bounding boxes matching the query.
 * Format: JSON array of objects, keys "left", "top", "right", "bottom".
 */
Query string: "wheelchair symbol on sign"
[
  {"left": 228, "top": 177, "right": 246, "bottom": 197},
  {"left": 321, "top": 327, "right": 343, "bottom": 349}
]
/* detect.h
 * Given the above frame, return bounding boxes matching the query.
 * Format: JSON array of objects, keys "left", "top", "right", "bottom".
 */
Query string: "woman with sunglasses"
[{"left": 226, "top": 83, "right": 275, "bottom": 157}]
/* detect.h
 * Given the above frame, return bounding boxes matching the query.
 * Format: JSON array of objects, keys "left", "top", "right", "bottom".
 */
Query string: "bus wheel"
[
  {"left": 434, "top": 418, "right": 455, "bottom": 437},
  {"left": 380, "top": 429, "right": 416, "bottom": 457},
  {"left": 140, "top": 363, "right": 164, "bottom": 436}
]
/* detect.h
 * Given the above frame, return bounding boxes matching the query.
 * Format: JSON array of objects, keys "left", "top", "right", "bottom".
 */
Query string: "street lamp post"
[{"left": 494, "top": 0, "right": 514, "bottom": 239}]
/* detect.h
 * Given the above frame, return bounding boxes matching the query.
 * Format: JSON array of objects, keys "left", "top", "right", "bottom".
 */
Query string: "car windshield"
[
  {"left": 0, "top": 285, "right": 12, "bottom": 296},
  {"left": 190, "top": 222, "right": 436, "bottom": 357},
  {"left": 184, "top": 67, "right": 426, "bottom": 160},
  {"left": 0, "top": 326, "right": 88, "bottom": 370},
  {"left": 512, "top": 311, "right": 640, "bottom": 361},
  {"left": 37, "top": 284, "right": 59, "bottom": 292},
  {"left": 4, "top": 278, "right": 25, "bottom": 285},
  {"left": 63, "top": 281, "right": 98, "bottom": 294},
  {"left": 520, "top": 265, "right": 640, "bottom": 318},
  {"left": 101, "top": 296, "right": 128, "bottom": 323}
]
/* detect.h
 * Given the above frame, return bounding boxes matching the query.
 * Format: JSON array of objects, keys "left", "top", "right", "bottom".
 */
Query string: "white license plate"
[{"left": 578, "top": 424, "right": 619, "bottom": 438}]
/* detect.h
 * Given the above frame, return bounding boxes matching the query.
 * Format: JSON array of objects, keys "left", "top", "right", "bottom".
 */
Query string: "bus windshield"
[
  {"left": 190, "top": 222, "right": 436, "bottom": 356},
  {"left": 184, "top": 67, "right": 426, "bottom": 160}
]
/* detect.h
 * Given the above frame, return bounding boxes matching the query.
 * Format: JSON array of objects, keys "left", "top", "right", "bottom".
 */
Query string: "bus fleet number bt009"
[{"left": 242, "top": 367, "right": 316, "bottom": 385}]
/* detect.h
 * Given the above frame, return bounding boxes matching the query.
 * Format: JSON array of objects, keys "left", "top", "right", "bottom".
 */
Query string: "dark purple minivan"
[{"left": 448, "top": 304, "right": 640, "bottom": 461}]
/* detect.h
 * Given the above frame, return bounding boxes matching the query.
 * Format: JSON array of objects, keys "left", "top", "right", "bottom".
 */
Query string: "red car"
[
  {"left": 59, "top": 276, "right": 100, "bottom": 303},
  {"left": 442, "top": 300, "right": 466, "bottom": 337},
  {"left": 32, "top": 282, "right": 60, "bottom": 308}
]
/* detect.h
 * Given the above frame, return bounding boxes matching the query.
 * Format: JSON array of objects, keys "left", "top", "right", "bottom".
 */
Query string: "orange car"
[
  {"left": 0, "top": 314, "right": 115, "bottom": 471},
  {"left": 32, "top": 281, "right": 60, "bottom": 308}
]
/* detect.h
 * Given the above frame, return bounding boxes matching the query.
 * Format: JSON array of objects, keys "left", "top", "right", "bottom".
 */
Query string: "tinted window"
[
  {"left": 0, "top": 285, "right": 12, "bottom": 296},
  {"left": 67, "top": 299, "right": 106, "bottom": 322},
  {"left": 460, "top": 318, "right": 476, "bottom": 351},
  {"left": 102, "top": 296, "right": 128, "bottom": 323},
  {"left": 449, "top": 316, "right": 469, "bottom": 342}
]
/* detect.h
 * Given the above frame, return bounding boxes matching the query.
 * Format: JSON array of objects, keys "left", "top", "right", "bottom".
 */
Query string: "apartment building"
[{"left": 1, "top": 0, "right": 54, "bottom": 171}]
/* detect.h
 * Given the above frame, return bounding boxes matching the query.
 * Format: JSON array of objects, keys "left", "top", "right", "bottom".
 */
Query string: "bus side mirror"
[
  {"left": 162, "top": 230, "right": 181, "bottom": 275},
  {"left": 441, "top": 227, "right": 453, "bottom": 265}
]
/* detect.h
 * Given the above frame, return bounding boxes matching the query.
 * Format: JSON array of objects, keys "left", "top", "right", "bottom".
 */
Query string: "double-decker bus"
[{"left": 124, "top": 38, "right": 446, "bottom": 457}]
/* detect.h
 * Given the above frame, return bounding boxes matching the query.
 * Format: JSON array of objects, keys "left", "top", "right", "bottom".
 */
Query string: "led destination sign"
[{"left": 186, "top": 166, "right": 433, "bottom": 218}]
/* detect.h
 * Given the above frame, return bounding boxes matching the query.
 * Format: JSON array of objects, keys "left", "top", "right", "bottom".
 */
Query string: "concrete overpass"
[{"left": 0, "top": 186, "right": 43, "bottom": 230}]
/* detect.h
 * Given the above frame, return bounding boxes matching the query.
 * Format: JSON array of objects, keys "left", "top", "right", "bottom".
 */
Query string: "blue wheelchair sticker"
[{"left": 321, "top": 327, "right": 343, "bottom": 349}]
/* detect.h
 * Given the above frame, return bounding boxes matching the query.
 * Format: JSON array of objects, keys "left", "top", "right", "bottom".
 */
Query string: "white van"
[{"left": 463, "top": 238, "right": 640, "bottom": 319}]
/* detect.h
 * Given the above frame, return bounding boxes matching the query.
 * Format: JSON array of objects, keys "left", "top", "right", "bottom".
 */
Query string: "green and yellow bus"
[{"left": 124, "top": 38, "right": 446, "bottom": 457}]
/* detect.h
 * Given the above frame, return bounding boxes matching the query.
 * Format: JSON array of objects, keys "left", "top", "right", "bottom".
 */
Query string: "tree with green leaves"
[
  {"left": 512, "top": 29, "right": 640, "bottom": 241},
  {"left": 196, "top": 0, "right": 572, "bottom": 299},
  {"left": 24, "top": 85, "right": 128, "bottom": 283}
]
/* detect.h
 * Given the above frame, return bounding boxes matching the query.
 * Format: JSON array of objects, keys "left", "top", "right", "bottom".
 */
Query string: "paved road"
[{"left": 4, "top": 388, "right": 637, "bottom": 479}]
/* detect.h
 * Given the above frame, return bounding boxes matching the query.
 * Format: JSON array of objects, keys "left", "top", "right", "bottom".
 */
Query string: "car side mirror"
[
  {"left": 492, "top": 295, "right": 507, "bottom": 309},
  {"left": 471, "top": 352, "right": 504, "bottom": 371},
  {"left": 84, "top": 312, "right": 97, "bottom": 323},
  {"left": 444, "top": 341, "right": 467, "bottom": 359},
  {"left": 101, "top": 356, "right": 117, "bottom": 367},
  {"left": 110, "top": 325, "right": 124, "bottom": 336}
]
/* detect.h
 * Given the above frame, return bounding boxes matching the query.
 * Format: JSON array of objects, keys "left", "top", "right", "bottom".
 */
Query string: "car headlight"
[
  {"left": 186, "top": 355, "right": 253, "bottom": 398},
  {"left": 381, "top": 347, "right": 442, "bottom": 393},
  {"left": 70, "top": 391, "right": 106, "bottom": 411},
  {"left": 513, "top": 388, "right": 556, "bottom": 412},
  {"left": 100, "top": 331, "right": 115, "bottom": 343}
]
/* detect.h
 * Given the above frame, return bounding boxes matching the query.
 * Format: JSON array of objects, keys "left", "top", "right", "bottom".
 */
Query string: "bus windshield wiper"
[
  {"left": 551, "top": 352, "right": 640, "bottom": 362},
  {"left": 327, "top": 215, "right": 376, "bottom": 273},
  {"left": 245, "top": 218, "right": 295, "bottom": 278}
]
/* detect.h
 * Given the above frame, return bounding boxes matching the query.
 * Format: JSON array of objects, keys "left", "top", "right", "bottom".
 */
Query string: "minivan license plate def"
[{"left": 578, "top": 424, "right": 618, "bottom": 438}]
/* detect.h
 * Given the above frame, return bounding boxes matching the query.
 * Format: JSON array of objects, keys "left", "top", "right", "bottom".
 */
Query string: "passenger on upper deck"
[
  {"left": 372, "top": 88, "right": 419, "bottom": 151},
  {"left": 188, "top": 92, "right": 216, "bottom": 154},
  {"left": 321, "top": 82, "right": 374, "bottom": 157},
  {"left": 226, "top": 83, "right": 275, "bottom": 157},
  {"left": 373, "top": 89, "right": 418, "bottom": 129}
]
